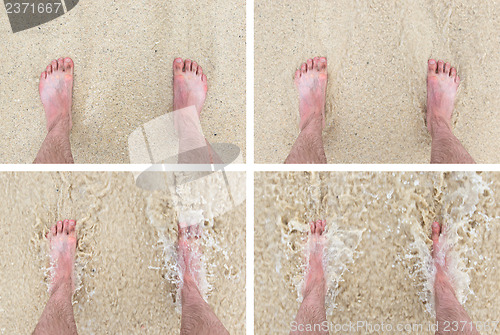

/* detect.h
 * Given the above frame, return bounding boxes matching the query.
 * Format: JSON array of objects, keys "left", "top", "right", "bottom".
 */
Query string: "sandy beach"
[
  {"left": 255, "top": 0, "right": 500, "bottom": 163},
  {"left": 255, "top": 172, "right": 499, "bottom": 334},
  {"left": 0, "top": 172, "right": 245, "bottom": 334},
  {"left": 0, "top": 0, "right": 245, "bottom": 163}
]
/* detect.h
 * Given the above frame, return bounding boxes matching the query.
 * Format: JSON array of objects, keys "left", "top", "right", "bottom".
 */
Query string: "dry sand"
[
  {"left": 0, "top": 172, "right": 245, "bottom": 334},
  {"left": 255, "top": 0, "right": 500, "bottom": 163},
  {"left": 255, "top": 172, "right": 499, "bottom": 334},
  {"left": 0, "top": 0, "right": 245, "bottom": 163}
]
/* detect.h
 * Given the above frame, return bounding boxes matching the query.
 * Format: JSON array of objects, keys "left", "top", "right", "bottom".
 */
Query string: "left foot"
[
  {"left": 295, "top": 57, "right": 328, "bottom": 131},
  {"left": 177, "top": 222, "right": 203, "bottom": 286},
  {"left": 303, "top": 219, "right": 327, "bottom": 296},
  {"left": 47, "top": 219, "right": 77, "bottom": 293}
]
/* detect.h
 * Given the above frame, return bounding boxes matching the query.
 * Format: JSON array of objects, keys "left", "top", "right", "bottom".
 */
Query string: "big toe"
[
  {"left": 50, "top": 224, "right": 57, "bottom": 238},
  {"left": 64, "top": 58, "right": 74, "bottom": 73},
  {"left": 431, "top": 221, "right": 441, "bottom": 242},
  {"left": 67, "top": 220, "right": 76, "bottom": 235},
  {"left": 295, "top": 69, "right": 301, "bottom": 80},
  {"left": 318, "top": 57, "right": 327, "bottom": 72},
  {"left": 173, "top": 58, "right": 183, "bottom": 74},
  {"left": 428, "top": 59, "right": 437, "bottom": 74}
]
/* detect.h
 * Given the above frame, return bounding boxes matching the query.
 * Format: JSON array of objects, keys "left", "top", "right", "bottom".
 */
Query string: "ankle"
[
  {"left": 429, "top": 117, "right": 452, "bottom": 139},
  {"left": 50, "top": 277, "right": 74, "bottom": 297},
  {"left": 47, "top": 117, "right": 71, "bottom": 135},
  {"left": 300, "top": 115, "right": 323, "bottom": 133}
]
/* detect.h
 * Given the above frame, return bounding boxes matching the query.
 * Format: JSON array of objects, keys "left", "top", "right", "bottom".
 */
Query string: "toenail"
[
  {"left": 176, "top": 59, "right": 182, "bottom": 63},
  {"left": 429, "top": 59, "right": 435, "bottom": 64}
]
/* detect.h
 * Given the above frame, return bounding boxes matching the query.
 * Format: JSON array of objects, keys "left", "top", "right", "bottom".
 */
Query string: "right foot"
[
  {"left": 295, "top": 57, "right": 328, "bottom": 131},
  {"left": 47, "top": 219, "right": 77, "bottom": 293},
  {"left": 426, "top": 59, "right": 460, "bottom": 136},
  {"left": 431, "top": 221, "right": 451, "bottom": 282},
  {"left": 39, "top": 58, "right": 74, "bottom": 134},
  {"left": 177, "top": 222, "right": 203, "bottom": 286},
  {"left": 303, "top": 219, "right": 327, "bottom": 296},
  {"left": 173, "top": 58, "right": 208, "bottom": 116}
]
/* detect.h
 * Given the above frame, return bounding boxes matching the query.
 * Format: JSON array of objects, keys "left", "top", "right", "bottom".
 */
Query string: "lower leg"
[
  {"left": 177, "top": 223, "right": 229, "bottom": 335},
  {"left": 290, "top": 220, "right": 328, "bottom": 335},
  {"left": 33, "top": 220, "right": 78, "bottom": 335},
  {"left": 33, "top": 282, "right": 77, "bottom": 335},
  {"left": 431, "top": 222, "right": 479, "bottom": 335},
  {"left": 181, "top": 276, "right": 229, "bottom": 335},
  {"left": 34, "top": 125, "right": 74, "bottom": 164},
  {"left": 430, "top": 127, "right": 475, "bottom": 164},
  {"left": 285, "top": 119, "right": 327, "bottom": 164}
]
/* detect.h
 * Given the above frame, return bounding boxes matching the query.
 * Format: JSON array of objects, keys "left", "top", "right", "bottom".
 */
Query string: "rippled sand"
[
  {"left": 255, "top": 0, "right": 500, "bottom": 163},
  {"left": 0, "top": 172, "right": 245, "bottom": 334},
  {"left": 255, "top": 172, "right": 499, "bottom": 334},
  {"left": 0, "top": 0, "right": 245, "bottom": 163}
]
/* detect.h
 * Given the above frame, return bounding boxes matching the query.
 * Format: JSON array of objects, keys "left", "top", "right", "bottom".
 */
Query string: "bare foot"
[
  {"left": 431, "top": 221, "right": 452, "bottom": 283},
  {"left": 47, "top": 219, "right": 77, "bottom": 293},
  {"left": 432, "top": 222, "right": 480, "bottom": 335},
  {"left": 177, "top": 222, "right": 203, "bottom": 286},
  {"left": 426, "top": 59, "right": 460, "bottom": 137},
  {"left": 39, "top": 58, "right": 74, "bottom": 134},
  {"left": 294, "top": 57, "right": 327, "bottom": 131},
  {"left": 173, "top": 58, "right": 208, "bottom": 116},
  {"left": 303, "top": 219, "right": 327, "bottom": 296}
]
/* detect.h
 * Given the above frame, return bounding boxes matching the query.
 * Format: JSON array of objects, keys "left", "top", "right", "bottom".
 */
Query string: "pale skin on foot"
[
  {"left": 33, "top": 220, "right": 78, "bottom": 335},
  {"left": 285, "top": 57, "right": 328, "bottom": 164},
  {"left": 427, "top": 59, "right": 475, "bottom": 164},
  {"left": 290, "top": 220, "right": 329, "bottom": 335},
  {"left": 34, "top": 58, "right": 75, "bottom": 164},
  {"left": 172, "top": 58, "right": 222, "bottom": 164},
  {"left": 177, "top": 222, "right": 229, "bottom": 335},
  {"left": 431, "top": 222, "right": 480, "bottom": 335}
]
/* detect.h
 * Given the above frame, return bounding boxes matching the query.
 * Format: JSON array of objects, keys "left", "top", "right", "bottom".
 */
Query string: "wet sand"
[
  {"left": 0, "top": 0, "right": 245, "bottom": 163},
  {"left": 0, "top": 172, "right": 245, "bottom": 334},
  {"left": 255, "top": 172, "right": 499, "bottom": 334},
  {"left": 255, "top": 0, "right": 500, "bottom": 163}
]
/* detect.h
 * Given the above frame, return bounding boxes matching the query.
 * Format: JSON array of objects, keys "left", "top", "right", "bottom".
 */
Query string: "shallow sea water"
[
  {"left": 0, "top": 171, "right": 245, "bottom": 334},
  {"left": 255, "top": 171, "right": 499, "bottom": 334}
]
